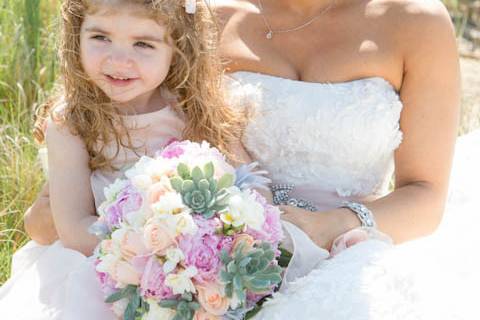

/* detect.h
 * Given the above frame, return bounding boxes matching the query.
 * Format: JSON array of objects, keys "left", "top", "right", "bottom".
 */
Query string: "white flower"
[
  {"left": 151, "top": 192, "right": 186, "bottom": 216},
  {"left": 95, "top": 253, "right": 120, "bottom": 274},
  {"left": 125, "top": 156, "right": 173, "bottom": 182},
  {"left": 103, "top": 179, "right": 129, "bottom": 202},
  {"left": 173, "top": 211, "right": 198, "bottom": 235},
  {"left": 163, "top": 248, "right": 185, "bottom": 274},
  {"left": 164, "top": 211, "right": 198, "bottom": 236},
  {"left": 124, "top": 209, "right": 147, "bottom": 229},
  {"left": 142, "top": 300, "right": 176, "bottom": 320},
  {"left": 165, "top": 266, "right": 198, "bottom": 295},
  {"left": 130, "top": 174, "right": 153, "bottom": 191},
  {"left": 223, "top": 187, "right": 265, "bottom": 230}
]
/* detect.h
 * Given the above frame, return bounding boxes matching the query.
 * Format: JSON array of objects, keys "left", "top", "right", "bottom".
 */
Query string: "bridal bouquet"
[{"left": 90, "top": 141, "right": 286, "bottom": 320}]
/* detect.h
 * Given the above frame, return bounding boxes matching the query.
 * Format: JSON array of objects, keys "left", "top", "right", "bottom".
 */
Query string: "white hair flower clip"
[{"left": 184, "top": 0, "right": 196, "bottom": 14}]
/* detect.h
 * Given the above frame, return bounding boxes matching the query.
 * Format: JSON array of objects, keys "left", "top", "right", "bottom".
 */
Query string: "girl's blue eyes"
[{"left": 90, "top": 35, "right": 155, "bottom": 49}]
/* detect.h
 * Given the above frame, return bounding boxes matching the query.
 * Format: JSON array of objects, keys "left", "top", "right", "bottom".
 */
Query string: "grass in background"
[
  {"left": 0, "top": 0, "right": 479, "bottom": 286},
  {"left": 0, "top": 0, "right": 59, "bottom": 283}
]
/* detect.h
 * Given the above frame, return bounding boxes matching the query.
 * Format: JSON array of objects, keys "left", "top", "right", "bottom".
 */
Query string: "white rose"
[
  {"left": 125, "top": 156, "right": 155, "bottom": 178},
  {"left": 126, "top": 156, "right": 173, "bottom": 182},
  {"left": 130, "top": 174, "right": 153, "bottom": 191},
  {"left": 151, "top": 192, "right": 186, "bottom": 216}
]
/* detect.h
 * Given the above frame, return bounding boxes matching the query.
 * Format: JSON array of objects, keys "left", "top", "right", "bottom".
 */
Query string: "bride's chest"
[{"left": 228, "top": 72, "right": 404, "bottom": 193}]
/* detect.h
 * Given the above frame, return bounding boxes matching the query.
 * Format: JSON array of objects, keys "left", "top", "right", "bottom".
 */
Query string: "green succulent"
[
  {"left": 159, "top": 293, "right": 200, "bottom": 320},
  {"left": 170, "top": 162, "right": 234, "bottom": 218},
  {"left": 220, "top": 242, "right": 283, "bottom": 307}
]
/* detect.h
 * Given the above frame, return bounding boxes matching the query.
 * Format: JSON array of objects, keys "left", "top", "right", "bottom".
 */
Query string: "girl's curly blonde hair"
[{"left": 34, "top": 0, "right": 244, "bottom": 170}]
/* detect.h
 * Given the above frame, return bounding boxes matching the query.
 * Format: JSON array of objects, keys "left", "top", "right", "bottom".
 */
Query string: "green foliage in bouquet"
[
  {"left": 159, "top": 293, "right": 200, "bottom": 320},
  {"left": 105, "top": 285, "right": 149, "bottom": 320},
  {"left": 170, "top": 162, "right": 234, "bottom": 218},
  {"left": 220, "top": 242, "right": 283, "bottom": 307}
]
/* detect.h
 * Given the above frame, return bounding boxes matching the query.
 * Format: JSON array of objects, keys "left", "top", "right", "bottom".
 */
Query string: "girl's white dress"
[
  {"left": 0, "top": 106, "right": 185, "bottom": 320},
  {"left": 0, "top": 73, "right": 479, "bottom": 319}
]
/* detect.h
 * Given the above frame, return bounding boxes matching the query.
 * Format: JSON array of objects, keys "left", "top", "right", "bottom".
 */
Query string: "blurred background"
[{"left": 0, "top": 0, "right": 479, "bottom": 284}]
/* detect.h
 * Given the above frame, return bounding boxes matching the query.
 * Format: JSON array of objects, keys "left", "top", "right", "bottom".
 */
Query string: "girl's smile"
[{"left": 80, "top": 7, "right": 173, "bottom": 114}]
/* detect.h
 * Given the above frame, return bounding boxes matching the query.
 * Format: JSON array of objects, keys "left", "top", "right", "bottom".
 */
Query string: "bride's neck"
[{"left": 261, "top": 0, "right": 336, "bottom": 15}]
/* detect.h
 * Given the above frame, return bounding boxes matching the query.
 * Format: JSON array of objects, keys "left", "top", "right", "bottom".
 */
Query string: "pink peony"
[
  {"left": 179, "top": 217, "right": 222, "bottom": 283},
  {"left": 105, "top": 184, "right": 143, "bottom": 230},
  {"left": 140, "top": 256, "right": 174, "bottom": 300},
  {"left": 159, "top": 140, "right": 186, "bottom": 159}
]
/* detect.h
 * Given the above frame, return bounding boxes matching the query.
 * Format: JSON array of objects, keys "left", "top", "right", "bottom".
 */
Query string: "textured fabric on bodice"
[
  {"left": 90, "top": 106, "right": 184, "bottom": 207},
  {"left": 227, "top": 71, "right": 403, "bottom": 211}
]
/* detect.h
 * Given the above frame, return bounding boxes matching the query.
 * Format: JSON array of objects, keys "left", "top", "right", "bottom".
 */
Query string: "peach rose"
[
  {"left": 194, "top": 308, "right": 221, "bottom": 320},
  {"left": 109, "top": 260, "right": 140, "bottom": 285},
  {"left": 119, "top": 230, "right": 148, "bottom": 261},
  {"left": 196, "top": 282, "right": 229, "bottom": 316},
  {"left": 231, "top": 234, "right": 256, "bottom": 255},
  {"left": 148, "top": 181, "right": 171, "bottom": 205},
  {"left": 144, "top": 219, "right": 177, "bottom": 255}
]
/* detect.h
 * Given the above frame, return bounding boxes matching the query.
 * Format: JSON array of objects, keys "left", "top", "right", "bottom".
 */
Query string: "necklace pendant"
[{"left": 266, "top": 31, "right": 273, "bottom": 39}]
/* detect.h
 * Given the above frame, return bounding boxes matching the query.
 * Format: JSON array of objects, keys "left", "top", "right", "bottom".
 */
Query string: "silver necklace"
[{"left": 257, "top": 0, "right": 336, "bottom": 40}]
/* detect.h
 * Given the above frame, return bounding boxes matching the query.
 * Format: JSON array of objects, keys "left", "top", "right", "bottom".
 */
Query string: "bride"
[
  {"left": 12, "top": 0, "right": 480, "bottom": 319},
  {"left": 217, "top": 0, "right": 479, "bottom": 319}
]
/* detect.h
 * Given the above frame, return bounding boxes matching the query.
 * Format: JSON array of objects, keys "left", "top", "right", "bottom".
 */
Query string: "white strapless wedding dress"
[{"left": 227, "top": 71, "right": 480, "bottom": 320}]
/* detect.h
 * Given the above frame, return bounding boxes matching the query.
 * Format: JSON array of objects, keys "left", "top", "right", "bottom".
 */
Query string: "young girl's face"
[{"left": 80, "top": 6, "right": 173, "bottom": 109}]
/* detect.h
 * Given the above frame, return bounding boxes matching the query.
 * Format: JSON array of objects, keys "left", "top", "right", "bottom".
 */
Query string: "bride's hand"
[
  {"left": 279, "top": 205, "right": 361, "bottom": 250},
  {"left": 24, "top": 182, "right": 58, "bottom": 245}
]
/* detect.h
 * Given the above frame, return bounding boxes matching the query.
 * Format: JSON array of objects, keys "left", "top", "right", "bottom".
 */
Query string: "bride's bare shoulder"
[
  {"left": 364, "top": 0, "right": 455, "bottom": 54},
  {"left": 213, "top": 0, "right": 255, "bottom": 23},
  {"left": 366, "top": 0, "right": 453, "bottom": 32}
]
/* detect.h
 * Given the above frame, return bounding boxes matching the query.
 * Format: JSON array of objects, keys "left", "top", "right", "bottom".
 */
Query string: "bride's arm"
[
  {"left": 282, "top": 1, "right": 460, "bottom": 248},
  {"left": 23, "top": 182, "right": 58, "bottom": 245},
  {"left": 372, "top": 4, "right": 460, "bottom": 243}
]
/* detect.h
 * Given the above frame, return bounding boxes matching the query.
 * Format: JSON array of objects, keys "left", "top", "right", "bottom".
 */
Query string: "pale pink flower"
[
  {"left": 104, "top": 184, "right": 143, "bottom": 230},
  {"left": 118, "top": 230, "right": 149, "bottom": 261},
  {"left": 109, "top": 260, "right": 141, "bottom": 285},
  {"left": 179, "top": 217, "right": 222, "bottom": 283},
  {"left": 140, "top": 256, "right": 174, "bottom": 300}
]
